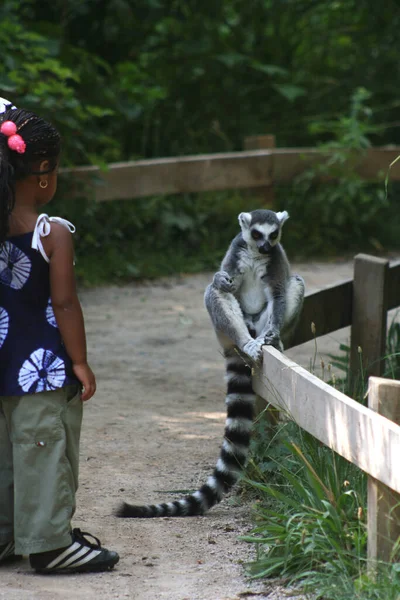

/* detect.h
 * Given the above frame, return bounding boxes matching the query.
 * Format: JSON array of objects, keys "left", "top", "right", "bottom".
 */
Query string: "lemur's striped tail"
[{"left": 115, "top": 354, "right": 255, "bottom": 518}]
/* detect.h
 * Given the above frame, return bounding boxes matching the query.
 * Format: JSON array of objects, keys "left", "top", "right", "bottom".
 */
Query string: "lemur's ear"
[
  {"left": 238, "top": 212, "right": 252, "bottom": 229},
  {"left": 276, "top": 211, "right": 289, "bottom": 225}
]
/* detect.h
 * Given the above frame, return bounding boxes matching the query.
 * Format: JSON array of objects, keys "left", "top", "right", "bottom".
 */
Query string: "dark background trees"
[
  {"left": 1, "top": 0, "right": 400, "bottom": 281},
  {"left": 3, "top": 0, "right": 400, "bottom": 163}
]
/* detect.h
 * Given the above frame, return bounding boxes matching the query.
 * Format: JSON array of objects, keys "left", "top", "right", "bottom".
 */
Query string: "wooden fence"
[
  {"left": 288, "top": 255, "right": 400, "bottom": 380},
  {"left": 60, "top": 136, "right": 400, "bottom": 202},
  {"left": 253, "top": 253, "right": 400, "bottom": 566}
]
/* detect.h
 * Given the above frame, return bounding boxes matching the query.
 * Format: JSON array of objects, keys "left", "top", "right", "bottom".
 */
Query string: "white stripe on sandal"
[
  {"left": 45, "top": 542, "right": 102, "bottom": 570},
  {"left": 0, "top": 541, "right": 15, "bottom": 561},
  {"left": 65, "top": 549, "right": 102, "bottom": 568},
  {"left": 45, "top": 541, "right": 81, "bottom": 569}
]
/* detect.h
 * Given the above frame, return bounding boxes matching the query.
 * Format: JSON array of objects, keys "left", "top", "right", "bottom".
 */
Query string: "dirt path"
[{"left": 2, "top": 256, "right": 398, "bottom": 600}]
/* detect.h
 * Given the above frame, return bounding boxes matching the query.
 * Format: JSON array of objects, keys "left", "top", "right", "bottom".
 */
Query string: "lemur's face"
[{"left": 238, "top": 210, "right": 289, "bottom": 254}]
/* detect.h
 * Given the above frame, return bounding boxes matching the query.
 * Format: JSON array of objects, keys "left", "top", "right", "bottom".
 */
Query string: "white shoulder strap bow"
[{"left": 31, "top": 213, "right": 76, "bottom": 263}]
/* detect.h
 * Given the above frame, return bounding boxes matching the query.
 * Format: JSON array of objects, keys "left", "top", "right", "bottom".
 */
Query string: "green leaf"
[
  {"left": 250, "top": 61, "right": 288, "bottom": 77},
  {"left": 215, "top": 53, "right": 246, "bottom": 68},
  {"left": 272, "top": 83, "right": 306, "bottom": 102}
]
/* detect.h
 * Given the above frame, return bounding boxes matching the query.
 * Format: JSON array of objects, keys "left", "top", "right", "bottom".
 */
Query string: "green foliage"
[
  {"left": 244, "top": 418, "right": 400, "bottom": 599},
  {"left": 0, "top": 0, "right": 115, "bottom": 165},
  {"left": 278, "top": 88, "right": 390, "bottom": 256},
  {"left": 1, "top": 1, "right": 400, "bottom": 281},
  {"left": 3, "top": 0, "right": 400, "bottom": 164},
  {"left": 244, "top": 424, "right": 367, "bottom": 580},
  {"left": 55, "top": 0, "right": 400, "bottom": 155}
]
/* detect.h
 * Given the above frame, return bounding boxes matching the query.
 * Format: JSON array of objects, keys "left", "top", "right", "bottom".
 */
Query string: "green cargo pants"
[{"left": 0, "top": 385, "right": 82, "bottom": 555}]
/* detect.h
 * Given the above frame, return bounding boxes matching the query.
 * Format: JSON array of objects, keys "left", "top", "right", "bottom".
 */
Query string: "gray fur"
[
  {"left": 204, "top": 209, "right": 305, "bottom": 363},
  {"left": 114, "top": 209, "right": 304, "bottom": 520}
]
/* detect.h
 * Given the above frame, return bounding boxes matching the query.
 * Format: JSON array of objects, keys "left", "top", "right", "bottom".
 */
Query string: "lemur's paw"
[
  {"left": 263, "top": 329, "right": 283, "bottom": 351},
  {"left": 242, "top": 338, "right": 264, "bottom": 365},
  {"left": 212, "top": 271, "right": 234, "bottom": 293}
]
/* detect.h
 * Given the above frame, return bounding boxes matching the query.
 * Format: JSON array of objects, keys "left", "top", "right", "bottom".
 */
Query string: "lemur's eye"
[
  {"left": 251, "top": 230, "right": 262, "bottom": 240},
  {"left": 270, "top": 230, "right": 279, "bottom": 240}
]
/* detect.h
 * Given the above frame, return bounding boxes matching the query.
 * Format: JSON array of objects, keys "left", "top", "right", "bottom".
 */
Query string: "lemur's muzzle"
[{"left": 258, "top": 241, "right": 271, "bottom": 254}]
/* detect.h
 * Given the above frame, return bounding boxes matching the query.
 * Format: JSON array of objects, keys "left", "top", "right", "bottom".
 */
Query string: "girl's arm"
[{"left": 43, "top": 223, "right": 96, "bottom": 401}]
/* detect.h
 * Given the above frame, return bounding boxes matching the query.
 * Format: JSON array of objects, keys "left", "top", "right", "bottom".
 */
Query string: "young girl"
[{"left": 0, "top": 106, "right": 119, "bottom": 573}]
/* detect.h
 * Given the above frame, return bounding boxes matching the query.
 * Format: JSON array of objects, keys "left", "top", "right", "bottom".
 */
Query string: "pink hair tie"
[{"left": 0, "top": 120, "right": 26, "bottom": 154}]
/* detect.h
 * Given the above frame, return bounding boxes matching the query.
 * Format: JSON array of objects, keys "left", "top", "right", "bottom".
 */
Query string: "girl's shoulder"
[
  {"left": 33, "top": 214, "right": 76, "bottom": 264},
  {"left": 34, "top": 214, "right": 76, "bottom": 237}
]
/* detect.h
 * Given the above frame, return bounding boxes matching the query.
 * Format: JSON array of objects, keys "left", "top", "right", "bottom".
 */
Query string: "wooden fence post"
[
  {"left": 243, "top": 135, "right": 275, "bottom": 207},
  {"left": 349, "top": 254, "right": 389, "bottom": 395},
  {"left": 367, "top": 376, "right": 400, "bottom": 566}
]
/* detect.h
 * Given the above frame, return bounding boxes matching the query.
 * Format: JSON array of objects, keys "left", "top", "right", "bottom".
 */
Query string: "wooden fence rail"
[
  {"left": 253, "top": 347, "right": 400, "bottom": 495},
  {"left": 288, "top": 259, "right": 400, "bottom": 352},
  {"left": 253, "top": 250, "right": 400, "bottom": 565},
  {"left": 60, "top": 145, "right": 400, "bottom": 202},
  {"left": 252, "top": 348, "right": 400, "bottom": 565}
]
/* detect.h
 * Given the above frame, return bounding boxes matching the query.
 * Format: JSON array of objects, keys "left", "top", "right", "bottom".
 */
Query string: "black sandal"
[{"left": 30, "top": 528, "right": 119, "bottom": 574}]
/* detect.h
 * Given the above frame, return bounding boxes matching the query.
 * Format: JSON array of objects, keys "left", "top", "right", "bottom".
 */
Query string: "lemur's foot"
[
  {"left": 263, "top": 329, "right": 283, "bottom": 352},
  {"left": 212, "top": 271, "right": 234, "bottom": 293},
  {"left": 242, "top": 338, "right": 264, "bottom": 365}
]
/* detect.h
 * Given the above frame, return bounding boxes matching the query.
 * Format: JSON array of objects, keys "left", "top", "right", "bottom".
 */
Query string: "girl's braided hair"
[{"left": 0, "top": 107, "right": 61, "bottom": 244}]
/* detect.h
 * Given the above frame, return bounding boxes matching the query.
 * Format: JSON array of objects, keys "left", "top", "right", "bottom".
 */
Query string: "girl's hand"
[{"left": 73, "top": 362, "right": 96, "bottom": 401}]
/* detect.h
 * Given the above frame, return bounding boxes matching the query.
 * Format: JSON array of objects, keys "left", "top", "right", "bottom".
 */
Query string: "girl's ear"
[
  {"left": 39, "top": 160, "right": 50, "bottom": 173},
  {"left": 276, "top": 210, "right": 289, "bottom": 225},
  {"left": 238, "top": 212, "right": 252, "bottom": 230}
]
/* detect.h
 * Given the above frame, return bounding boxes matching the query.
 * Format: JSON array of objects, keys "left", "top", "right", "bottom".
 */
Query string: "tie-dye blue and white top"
[{"left": 0, "top": 214, "right": 80, "bottom": 396}]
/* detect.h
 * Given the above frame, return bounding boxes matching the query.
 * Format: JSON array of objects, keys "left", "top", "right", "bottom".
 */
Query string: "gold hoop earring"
[{"left": 39, "top": 180, "right": 48, "bottom": 189}]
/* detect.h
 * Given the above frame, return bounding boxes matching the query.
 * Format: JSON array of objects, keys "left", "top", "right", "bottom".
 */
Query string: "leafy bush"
[
  {"left": 4, "top": 0, "right": 400, "bottom": 164},
  {"left": 0, "top": 0, "right": 115, "bottom": 165},
  {"left": 276, "top": 88, "right": 390, "bottom": 255}
]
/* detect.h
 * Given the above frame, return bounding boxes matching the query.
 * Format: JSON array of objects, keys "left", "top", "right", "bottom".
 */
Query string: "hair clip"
[{"left": 0, "top": 121, "right": 26, "bottom": 154}]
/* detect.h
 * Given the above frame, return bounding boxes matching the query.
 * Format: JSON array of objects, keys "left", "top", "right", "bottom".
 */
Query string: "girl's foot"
[{"left": 29, "top": 528, "right": 119, "bottom": 573}]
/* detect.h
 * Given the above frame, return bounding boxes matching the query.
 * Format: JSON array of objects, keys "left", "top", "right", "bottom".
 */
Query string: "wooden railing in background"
[{"left": 60, "top": 138, "right": 400, "bottom": 202}]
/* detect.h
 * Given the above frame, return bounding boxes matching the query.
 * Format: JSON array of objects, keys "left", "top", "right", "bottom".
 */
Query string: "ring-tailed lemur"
[{"left": 115, "top": 209, "right": 305, "bottom": 518}]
